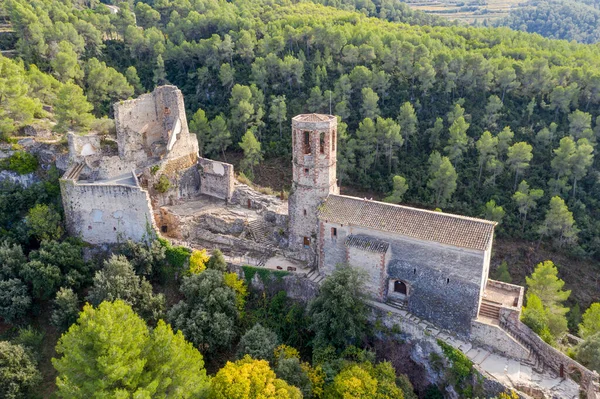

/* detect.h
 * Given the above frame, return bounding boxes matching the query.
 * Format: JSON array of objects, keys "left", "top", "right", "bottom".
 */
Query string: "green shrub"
[
  {"left": 438, "top": 339, "right": 474, "bottom": 394},
  {"left": 7, "top": 152, "right": 38, "bottom": 174},
  {"left": 165, "top": 246, "right": 191, "bottom": 269},
  {"left": 14, "top": 326, "right": 44, "bottom": 359},
  {"left": 153, "top": 175, "right": 171, "bottom": 193}
]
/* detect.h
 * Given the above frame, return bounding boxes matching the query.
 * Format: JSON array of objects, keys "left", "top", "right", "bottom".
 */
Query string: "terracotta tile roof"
[
  {"left": 345, "top": 234, "right": 389, "bottom": 253},
  {"left": 318, "top": 195, "right": 496, "bottom": 251},
  {"left": 292, "top": 113, "right": 335, "bottom": 122}
]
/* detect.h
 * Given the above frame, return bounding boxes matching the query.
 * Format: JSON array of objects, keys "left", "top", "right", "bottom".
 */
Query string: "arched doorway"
[{"left": 394, "top": 281, "right": 407, "bottom": 295}]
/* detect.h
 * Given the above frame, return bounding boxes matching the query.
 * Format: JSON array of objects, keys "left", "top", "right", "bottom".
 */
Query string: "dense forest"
[
  {"left": 4, "top": 0, "right": 600, "bottom": 257},
  {"left": 1, "top": 0, "right": 600, "bottom": 396},
  {"left": 498, "top": 0, "right": 600, "bottom": 44}
]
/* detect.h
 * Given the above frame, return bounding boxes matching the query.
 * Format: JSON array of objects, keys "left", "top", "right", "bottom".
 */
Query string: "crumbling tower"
[{"left": 288, "top": 114, "right": 339, "bottom": 260}]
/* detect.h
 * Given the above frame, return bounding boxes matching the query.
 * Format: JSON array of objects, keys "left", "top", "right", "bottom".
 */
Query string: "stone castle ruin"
[{"left": 60, "top": 86, "right": 599, "bottom": 399}]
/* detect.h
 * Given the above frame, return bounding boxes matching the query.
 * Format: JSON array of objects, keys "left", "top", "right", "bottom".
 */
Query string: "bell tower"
[{"left": 288, "top": 114, "right": 339, "bottom": 259}]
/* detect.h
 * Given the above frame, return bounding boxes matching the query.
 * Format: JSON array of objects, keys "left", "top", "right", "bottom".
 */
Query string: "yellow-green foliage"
[
  {"left": 274, "top": 344, "right": 301, "bottom": 363},
  {"left": 209, "top": 355, "right": 302, "bottom": 399},
  {"left": 224, "top": 272, "right": 248, "bottom": 311},
  {"left": 189, "top": 249, "right": 209, "bottom": 274},
  {"left": 154, "top": 175, "right": 171, "bottom": 193},
  {"left": 498, "top": 390, "right": 519, "bottom": 399},
  {"left": 273, "top": 344, "right": 325, "bottom": 399}
]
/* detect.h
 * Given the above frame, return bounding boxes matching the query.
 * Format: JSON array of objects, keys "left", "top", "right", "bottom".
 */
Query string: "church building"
[{"left": 288, "top": 113, "right": 503, "bottom": 334}]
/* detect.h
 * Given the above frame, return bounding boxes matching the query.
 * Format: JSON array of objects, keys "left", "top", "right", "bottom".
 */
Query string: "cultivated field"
[{"left": 404, "top": 0, "right": 527, "bottom": 23}]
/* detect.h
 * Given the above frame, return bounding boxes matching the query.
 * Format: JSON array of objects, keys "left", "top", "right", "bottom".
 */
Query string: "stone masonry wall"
[
  {"left": 198, "top": 157, "right": 234, "bottom": 200},
  {"left": 67, "top": 133, "right": 101, "bottom": 161},
  {"left": 319, "top": 220, "right": 485, "bottom": 336},
  {"left": 113, "top": 86, "right": 198, "bottom": 165},
  {"left": 60, "top": 177, "right": 155, "bottom": 244},
  {"left": 288, "top": 115, "right": 338, "bottom": 258},
  {"left": 346, "top": 245, "right": 387, "bottom": 300},
  {"left": 470, "top": 320, "right": 529, "bottom": 361},
  {"left": 97, "top": 156, "right": 134, "bottom": 180},
  {"left": 499, "top": 308, "right": 600, "bottom": 397}
]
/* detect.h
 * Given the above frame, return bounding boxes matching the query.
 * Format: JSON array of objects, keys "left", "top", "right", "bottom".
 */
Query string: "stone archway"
[{"left": 394, "top": 280, "right": 407, "bottom": 295}]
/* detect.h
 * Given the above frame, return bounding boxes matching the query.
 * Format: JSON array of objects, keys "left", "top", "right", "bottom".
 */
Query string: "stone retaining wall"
[
  {"left": 470, "top": 319, "right": 529, "bottom": 361},
  {"left": 499, "top": 307, "right": 599, "bottom": 398}
]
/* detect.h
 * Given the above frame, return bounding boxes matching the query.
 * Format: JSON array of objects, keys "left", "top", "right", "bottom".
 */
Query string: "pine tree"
[
  {"left": 512, "top": 180, "right": 544, "bottom": 232},
  {"left": 506, "top": 142, "right": 533, "bottom": 190},
  {"left": 383, "top": 175, "right": 408, "bottom": 204},
  {"left": 189, "top": 109, "right": 211, "bottom": 156},
  {"left": 444, "top": 117, "right": 469, "bottom": 162},
  {"left": 239, "top": 130, "right": 263, "bottom": 178},
  {"left": 483, "top": 199, "right": 505, "bottom": 224},
  {"left": 495, "top": 261, "right": 512, "bottom": 283},
  {"left": 427, "top": 152, "right": 457, "bottom": 206},
  {"left": 525, "top": 260, "right": 571, "bottom": 338},
  {"left": 397, "top": 102, "right": 417, "bottom": 149},
  {"left": 54, "top": 82, "right": 94, "bottom": 133},
  {"left": 538, "top": 197, "right": 579, "bottom": 247},
  {"left": 269, "top": 95, "right": 287, "bottom": 139}
]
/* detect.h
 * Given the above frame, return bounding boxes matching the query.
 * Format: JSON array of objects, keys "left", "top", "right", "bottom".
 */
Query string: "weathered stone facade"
[
  {"left": 318, "top": 218, "right": 487, "bottom": 335},
  {"left": 113, "top": 85, "right": 198, "bottom": 165},
  {"left": 288, "top": 114, "right": 339, "bottom": 260},
  {"left": 61, "top": 86, "right": 203, "bottom": 244},
  {"left": 198, "top": 157, "right": 234, "bottom": 200},
  {"left": 60, "top": 171, "right": 155, "bottom": 244}
]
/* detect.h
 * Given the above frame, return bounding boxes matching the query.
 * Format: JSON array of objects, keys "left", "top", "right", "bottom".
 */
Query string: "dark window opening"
[
  {"left": 394, "top": 281, "right": 407, "bottom": 295},
  {"left": 304, "top": 168, "right": 309, "bottom": 175},
  {"left": 303, "top": 131, "right": 311, "bottom": 154},
  {"left": 332, "top": 129, "right": 336, "bottom": 151},
  {"left": 446, "top": 278, "right": 450, "bottom": 284},
  {"left": 303, "top": 209, "right": 307, "bottom": 216},
  {"left": 331, "top": 227, "right": 337, "bottom": 237},
  {"left": 320, "top": 132, "right": 325, "bottom": 154},
  {"left": 413, "top": 268, "right": 416, "bottom": 274},
  {"left": 161, "top": 225, "right": 168, "bottom": 233},
  {"left": 303, "top": 236, "right": 310, "bottom": 248}
]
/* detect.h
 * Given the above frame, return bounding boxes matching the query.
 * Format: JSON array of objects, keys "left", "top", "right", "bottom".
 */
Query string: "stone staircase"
[
  {"left": 386, "top": 297, "right": 408, "bottom": 311},
  {"left": 372, "top": 301, "right": 580, "bottom": 399},
  {"left": 306, "top": 269, "right": 326, "bottom": 284},
  {"left": 479, "top": 300, "right": 501, "bottom": 320},
  {"left": 245, "top": 219, "right": 277, "bottom": 267},
  {"left": 63, "top": 162, "right": 84, "bottom": 180},
  {"left": 247, "top": 219, "right": 271, "bottom": 243}
]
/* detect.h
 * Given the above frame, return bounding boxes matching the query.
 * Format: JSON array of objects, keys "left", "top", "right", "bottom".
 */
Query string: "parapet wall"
[
  {"left": 60, "top": 177, "right": 155, "bottom": 244},
  {"left": 470, "top": 319, "right": 529, "bottom": 361},
  {"left": 198, "top": 157, "right": 234, "bottom": 200},
  {"left": 499, "top": 308, "right": 600, "bottom": 398}
]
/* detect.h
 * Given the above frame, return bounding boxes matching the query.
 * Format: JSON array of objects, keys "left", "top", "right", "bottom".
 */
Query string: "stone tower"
[{"left": 288, "top": 114, "right": 339, "bottom": 260}]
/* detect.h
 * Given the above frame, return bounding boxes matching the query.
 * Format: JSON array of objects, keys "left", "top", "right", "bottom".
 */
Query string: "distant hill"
[{"left": 498, "top": 0, "right": 600, "bottom": 43}]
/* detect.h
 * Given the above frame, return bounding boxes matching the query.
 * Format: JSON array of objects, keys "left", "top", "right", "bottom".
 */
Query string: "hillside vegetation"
[
  {"left": 2, "top": 0, "right": 600, "bottom": 394},
  {"left": 6, "top": 0, "right": 600, "bottom": 258},
  {"left": 498, "top": 0, "right": 600, "bottom": 44}
]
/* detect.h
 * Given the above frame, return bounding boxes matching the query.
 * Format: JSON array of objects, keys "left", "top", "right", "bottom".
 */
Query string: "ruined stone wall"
[
  {"left": 67, "top": 133, "right": 101, "bottom": 161},
  {"left": 60, "top": 177, "right": 155, "bottom": 244},
  {"left": 319, "top": 220, "right": 485, "bottom": 335},
  {"left": 113, "top": 85, "right": 198, "bottom": 165},
  {"left": 97, "top": 156, "right": 134, "bottom": 180},
  {"left": 198, "top": 157, "right": 234, "bottom": 200}
]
